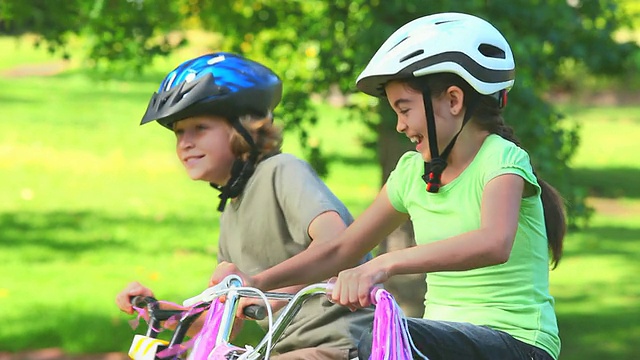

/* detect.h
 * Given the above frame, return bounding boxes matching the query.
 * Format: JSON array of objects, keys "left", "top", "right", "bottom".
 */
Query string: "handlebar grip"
[
  {"left": 243, "top": 304, "right": 266, "bottom": 320},
  {"left": 130, "top": 295, "right": 157, "bottom": 308}
]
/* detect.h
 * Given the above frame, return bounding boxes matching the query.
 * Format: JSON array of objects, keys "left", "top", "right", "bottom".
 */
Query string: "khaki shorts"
[{"left": 271, "top": 347, "right": 355, "bottom": 360}]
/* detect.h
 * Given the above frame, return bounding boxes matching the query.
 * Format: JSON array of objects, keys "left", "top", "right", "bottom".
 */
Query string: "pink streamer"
[
  {"left": 131, "top": 300, "right": 226, "bottom": 360},
  {"left": 370, "top": 288, "right": 417, "bottom": 360},
  {"left": 183, "top": 300, "right": 225, "bottom": 360}
]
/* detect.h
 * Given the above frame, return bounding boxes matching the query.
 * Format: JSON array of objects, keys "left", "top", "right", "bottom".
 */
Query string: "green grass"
[
  {"left": 549, "top": 105, "right": 640, "bottom": 359},
  {"left": 0, "top": 36, "right": 639, "bottom": 359}
]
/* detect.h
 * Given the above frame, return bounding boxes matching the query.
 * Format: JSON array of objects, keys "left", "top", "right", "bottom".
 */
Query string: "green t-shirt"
[
  {"left": 218, "top": 153, "right": 373, "bottom": 355},
  {"left": 386, "top": 135, "right": 560, "bottom": 359}
]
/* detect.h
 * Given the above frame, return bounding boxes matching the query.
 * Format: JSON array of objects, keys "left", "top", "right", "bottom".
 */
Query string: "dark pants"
[{"left": 357, "top": 318, "right": 554, "bottom": 360}]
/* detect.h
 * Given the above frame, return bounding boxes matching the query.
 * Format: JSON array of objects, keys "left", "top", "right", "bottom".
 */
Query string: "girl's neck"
[{"left": 441, "top": 125, "right": 489, "bottom": 183}]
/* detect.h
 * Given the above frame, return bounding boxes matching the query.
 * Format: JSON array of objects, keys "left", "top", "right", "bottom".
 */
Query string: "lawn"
[{"left": 0, "top": 36, "right": 638, "bottom": 359}]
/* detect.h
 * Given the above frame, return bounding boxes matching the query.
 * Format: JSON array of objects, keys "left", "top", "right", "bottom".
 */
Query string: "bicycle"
[{"left": 127, "top": 275, "right": 427, "bottom": 360}]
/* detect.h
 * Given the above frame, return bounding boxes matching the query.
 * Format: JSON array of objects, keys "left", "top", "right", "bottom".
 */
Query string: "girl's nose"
[{"left": 396, "top": 118, "right": 407, "bottom": 133}]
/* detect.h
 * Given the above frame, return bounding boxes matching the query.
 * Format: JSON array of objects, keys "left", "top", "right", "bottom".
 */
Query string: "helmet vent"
[
  {"left": 400, "top": 50, "right": 424, "bottom": 63},
  {"left": 388, "top": 36, "right": 409, "bottom": 52},
  {"left": 478, "top": 44, "right": 506, "bottom": 59}
]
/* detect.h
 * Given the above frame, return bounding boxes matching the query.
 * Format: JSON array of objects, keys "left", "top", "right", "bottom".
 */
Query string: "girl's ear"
[{"left": 447, "top": 86, "right": 464, "bottom": 116}]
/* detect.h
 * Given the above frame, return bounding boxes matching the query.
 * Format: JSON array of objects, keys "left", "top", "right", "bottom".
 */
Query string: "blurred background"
[{"left": 0, "top": 1, "right": 638, "bottom": 359}]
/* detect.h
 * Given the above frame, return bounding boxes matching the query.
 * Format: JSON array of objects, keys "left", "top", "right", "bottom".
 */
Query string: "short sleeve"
[
  {"left": 273, "top": 155, "right": 352, "bottom": 246},
  {"left": 483, "top": 142, "right": 540, "bottom": 196}
]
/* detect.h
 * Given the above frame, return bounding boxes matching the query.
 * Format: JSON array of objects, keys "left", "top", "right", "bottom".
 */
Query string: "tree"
[{"left": 2, "top": 0, "right": 637, "bottom": 315}]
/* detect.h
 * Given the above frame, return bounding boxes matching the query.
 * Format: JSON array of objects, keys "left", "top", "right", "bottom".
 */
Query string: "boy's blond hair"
[{"left": 229, "top": 113, "right": 283, "bottom": 162}]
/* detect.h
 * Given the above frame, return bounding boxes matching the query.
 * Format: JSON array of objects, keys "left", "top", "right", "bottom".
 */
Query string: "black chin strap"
[
  {"left": 210, "top": 120, "right": 260, "bottom": 212},
  {"left": 420, "top": 85, "right": 480, "bottom": 193}
]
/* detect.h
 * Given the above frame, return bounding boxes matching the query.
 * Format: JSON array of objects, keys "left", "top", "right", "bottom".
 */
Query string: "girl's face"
[
  {"left": 385, "top": 80, "right": 462, "bottom": 162},
  {"left": 173, "top": 115, "right": 236, "bottom": 184}
]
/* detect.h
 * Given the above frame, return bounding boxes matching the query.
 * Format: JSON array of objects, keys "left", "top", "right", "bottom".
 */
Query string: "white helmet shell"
[{"left": 356, "top": 12, "right": 515, "bottom": 97}]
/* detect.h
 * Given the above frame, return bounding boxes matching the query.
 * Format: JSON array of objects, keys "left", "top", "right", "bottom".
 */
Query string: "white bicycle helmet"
[
  {"left": 357, "top": 13, "right": 516, "bottom": 193},
  {"left": 356, "top": 12, "right": 515, "bottom": 98}
]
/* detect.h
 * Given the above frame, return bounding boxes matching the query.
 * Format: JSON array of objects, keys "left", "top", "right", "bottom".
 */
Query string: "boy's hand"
[
  {"left": 115, "top": 281, "right": 154, "bottom": 315},
  {"left": 210, "top": 261, "right": 254, "bottom": 288}
]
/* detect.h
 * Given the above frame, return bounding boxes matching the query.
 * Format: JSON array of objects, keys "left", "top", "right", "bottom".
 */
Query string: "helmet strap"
[
  {"left": 216, "top": 155, "right": 258, "bottom": 212},
  {"left": 420, "top": 86, "right": 480, "bottom": 193},
  {"left": 214, "top": 120, "right": 260, "bottom": 212}
]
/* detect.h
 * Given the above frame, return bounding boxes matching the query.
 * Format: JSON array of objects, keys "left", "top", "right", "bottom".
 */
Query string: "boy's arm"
[{"left": 253, "top": 186, "right": 407, "bottom": 291}]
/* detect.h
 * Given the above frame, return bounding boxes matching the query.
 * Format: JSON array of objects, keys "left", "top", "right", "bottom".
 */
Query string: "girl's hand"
[
  {"left": 115, "top": 282, "right": 155, "bottom": 315},
  {"left": 330, "top": 260, "right": 389, "bottom": 309},
  {"left": 210, "top": 261, "right": 254, "bottom": 288}
]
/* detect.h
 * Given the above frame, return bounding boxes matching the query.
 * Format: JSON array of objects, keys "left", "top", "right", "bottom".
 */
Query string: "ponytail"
[{"left": 538, "top": 180, "right": 565, "bottom": 269}]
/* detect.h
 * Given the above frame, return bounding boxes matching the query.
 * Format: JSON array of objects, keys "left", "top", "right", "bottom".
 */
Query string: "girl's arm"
[
  {"left": 331, "top": 173, "right": 525, "bottom": 307},
  {"left": 377, "top": 174, "right": 524, "bottom": 274},
  {"left": 247, "top": 185, "right": 407, "bottom": 290}
]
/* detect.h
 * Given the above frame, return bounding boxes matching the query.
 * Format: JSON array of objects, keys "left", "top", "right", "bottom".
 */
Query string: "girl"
[
  {"left": 211, "top": 13, "right": 565, "bottom": 360},
  {"left": 115, "top": 52, "right": 373, "bottom": 360}
]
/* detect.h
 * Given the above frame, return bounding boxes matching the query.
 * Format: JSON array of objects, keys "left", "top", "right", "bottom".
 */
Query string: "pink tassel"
[
  {"left": 187, "top": 300, "right": 225, "bottom": 360},
  {"left": 370, "top": 288, "right": 428, "bottom": 360},
  {"left": 130, "top": 300, "right": 225, "bottom": 360}
]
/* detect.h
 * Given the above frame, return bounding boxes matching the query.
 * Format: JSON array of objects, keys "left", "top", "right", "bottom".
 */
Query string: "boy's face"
[{"left": 173, "top": 115, "right": 235, "bottom": 184}]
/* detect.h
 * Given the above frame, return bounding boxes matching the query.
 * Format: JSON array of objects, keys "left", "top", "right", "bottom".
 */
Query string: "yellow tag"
[{"left": 128, "top": 334, "right": 169, "bottom": 360}]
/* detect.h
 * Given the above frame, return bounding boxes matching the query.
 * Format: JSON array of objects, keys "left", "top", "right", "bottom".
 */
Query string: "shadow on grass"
[
  {"left": 556, "top": 307, "right": 640, "bottom": 360},
  {"left": 0, "top": 210, "right": 215, "bottom": 261},
  {"left": 564, "top": 225, "right": 640, "bottom": 259},
  {"left": 0, "top": 94, "right": 39, "bottom": 104},
  {"left": 0, "top": 303, "right": 265, "bottom": 354},
  {"left": 571, "top": 167, "right": 640, "bottom": 198},
  {"left": 0, "top": 211, "right": 128, "bottom": 255},
  {"left": 0, "top": 305, "right": 137, "bottom": 353},
  {"left": 555, "top": 222, "right": 640, "bottom": 359}
]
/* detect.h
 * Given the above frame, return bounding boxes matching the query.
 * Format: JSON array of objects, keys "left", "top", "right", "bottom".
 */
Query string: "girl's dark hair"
[{"left": 406, "top": 73, "right": 566, "bottom": 268}]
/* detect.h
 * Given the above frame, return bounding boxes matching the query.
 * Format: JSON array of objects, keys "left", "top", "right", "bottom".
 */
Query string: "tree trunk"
[{"left": 376, "top": 104, "right": 426, "bottom": 317}]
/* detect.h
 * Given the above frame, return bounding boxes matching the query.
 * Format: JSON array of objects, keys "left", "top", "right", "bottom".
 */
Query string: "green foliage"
[
  {"left": 0, "top": 0, "right": 189, "bottom": 74},
  {"left": 2, "top": 0, "right": 638, "bottom": 226},
  {"left": 189, "top": 0, "right": 638, "bottom": 226}
]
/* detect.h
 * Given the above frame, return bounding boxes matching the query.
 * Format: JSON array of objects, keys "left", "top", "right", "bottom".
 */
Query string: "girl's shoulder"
[
  {"left": 395, "top": 151, "right": 424, "bottom": 172},
  {"left": 479, "top": 135, "right": 531, "bottom": 165},
  {"left": 475, "top": 135, "right": 537, "bottom": 187}
]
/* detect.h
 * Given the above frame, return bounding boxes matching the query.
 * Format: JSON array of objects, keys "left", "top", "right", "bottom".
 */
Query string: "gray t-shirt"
[{"left": 218, "top": 153, "right": 374, "bottom": 354}]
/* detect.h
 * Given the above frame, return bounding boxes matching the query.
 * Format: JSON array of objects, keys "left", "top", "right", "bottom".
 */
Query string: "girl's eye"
[
  {"left": 399, "top": 109, "right": 410, "bottom": 115},
  {"left": 174, "top": 129, "right": 184, "bottom": 136},
  {"left": 195, "top": 124, "right": 208, "bottom": 131}
]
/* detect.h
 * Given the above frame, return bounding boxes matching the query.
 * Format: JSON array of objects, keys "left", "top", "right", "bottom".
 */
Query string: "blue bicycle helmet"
[
  {"left": 140, "top": 53, "right": 283, "bottom": 212},
  {"left": 140, "top": 52, "right": 282, "bottom": 129}
]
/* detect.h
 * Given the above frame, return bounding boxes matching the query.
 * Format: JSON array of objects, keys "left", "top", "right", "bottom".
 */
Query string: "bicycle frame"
[{"left": 128, "top": 275, "right": 332, "bottom": 360}]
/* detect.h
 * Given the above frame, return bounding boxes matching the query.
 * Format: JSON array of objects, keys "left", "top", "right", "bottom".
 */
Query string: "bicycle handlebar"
[
  {"left": 130, "top": 296, "right": 268, "bottom": 320},
  {"left": 129, "top": 277, "right": 334, "bottom": 359}
]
